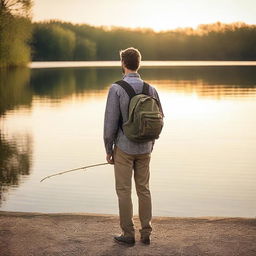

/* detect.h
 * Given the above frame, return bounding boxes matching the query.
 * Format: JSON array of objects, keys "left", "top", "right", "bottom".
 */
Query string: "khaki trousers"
[{"left": 114, "top": 146, "right": 152, "bottom": 238}]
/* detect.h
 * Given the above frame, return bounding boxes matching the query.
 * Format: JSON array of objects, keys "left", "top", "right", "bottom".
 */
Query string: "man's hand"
[{"left": 106, "top": 154, "right": 114, "bottom": 165}]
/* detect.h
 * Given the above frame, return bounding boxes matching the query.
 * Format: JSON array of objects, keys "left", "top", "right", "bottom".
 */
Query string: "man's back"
[{"left": 104, "top": 72, "right": 162, "bottom": 155}]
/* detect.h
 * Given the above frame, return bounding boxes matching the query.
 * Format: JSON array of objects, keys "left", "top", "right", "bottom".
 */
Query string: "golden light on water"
[{"left": 1, "top": 71, "right": 256, "bottom": 216}]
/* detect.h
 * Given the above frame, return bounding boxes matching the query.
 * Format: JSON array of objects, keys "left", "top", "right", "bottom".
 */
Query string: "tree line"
[
  {"left": 32, "top": 21, "right": 256, "bottom": 61},
  {"left": 0, "top": 0, "right": 32, "bottom": 67},
  {"left": 1, "top": 0, "right": 256, "bottom": 67}
]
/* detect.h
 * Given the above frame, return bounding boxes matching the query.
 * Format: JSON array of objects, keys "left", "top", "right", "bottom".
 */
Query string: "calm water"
[{"left": 0, "top": 62, "right": 256, "bottom": 217}]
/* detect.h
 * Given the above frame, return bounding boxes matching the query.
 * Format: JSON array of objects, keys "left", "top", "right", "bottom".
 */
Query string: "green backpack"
[{"left": 116, "top": 80, "right": 164, "bottom": 143}]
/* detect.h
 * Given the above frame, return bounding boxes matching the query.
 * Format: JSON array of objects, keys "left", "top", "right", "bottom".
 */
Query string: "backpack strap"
[
  {"left": 115, "top": 80, "right": 150, "bottom": 97},
  {"left": 142, "top": 82, "right": 150, "bottom": 95},
  {"left": 115, "top": 80, "right": 151, "bottom": 131},
  {"left": 115, "top": 80, "right": 136, "bottom": 99},
  {"left": 115, "top": 80, "right": 135, "bottom": 131}
]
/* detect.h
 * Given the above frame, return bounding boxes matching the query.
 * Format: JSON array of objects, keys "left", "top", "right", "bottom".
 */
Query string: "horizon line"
[
  {"left": 29, "top": 61, "right": 256, "bottom": 69},
  {"left": 31, "top": 18, "right": 256, "bottom": 33}
]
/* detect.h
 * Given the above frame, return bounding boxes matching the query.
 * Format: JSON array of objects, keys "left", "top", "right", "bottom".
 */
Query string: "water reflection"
[
  {"left": 141, "top": 66, "right": 256, "bottom": 99},
  {"left": 29, "top": 66, "right": 256, "bottom": 100},
  {"left": 141, "top": 66, "right": 256, "bottom": 86},
  {"left": 0, "top": 68, "right": 33, "bottom": 204},
  {"left": 1, "top": 66, "right": 256, "bottom": 109},
  {"left": 0, "top": 68, "right": 32, "bottom": 115},
  {"left": 29, "top": 68, "right": 121, "bottom": 99},
  {"left": 0, "top": 64, "right": 255, "bottom": 215},
  {"left": 0, "top": 132, "right": 32, "bottom": 204}
]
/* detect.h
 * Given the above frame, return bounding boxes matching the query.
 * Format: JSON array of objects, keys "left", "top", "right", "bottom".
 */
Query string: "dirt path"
[{"left": 0, "top": 211, "right": 255, "bottom": 256}]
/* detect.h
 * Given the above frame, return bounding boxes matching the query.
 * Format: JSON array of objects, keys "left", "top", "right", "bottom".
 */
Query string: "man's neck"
[{"left": 124, "top": 69, "right": 137, "bottom": 75}]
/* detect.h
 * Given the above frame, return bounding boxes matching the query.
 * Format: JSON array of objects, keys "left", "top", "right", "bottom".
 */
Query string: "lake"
[{"left": 0, "top": 61, "right": 256, "bottom": 217}]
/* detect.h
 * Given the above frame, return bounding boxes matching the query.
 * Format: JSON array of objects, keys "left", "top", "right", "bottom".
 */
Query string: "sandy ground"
[{"left": 0, "top": 211, "right": 255, "bottom": 256}]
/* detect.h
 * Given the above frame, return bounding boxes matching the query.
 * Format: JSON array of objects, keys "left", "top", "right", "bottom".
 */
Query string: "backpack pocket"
[{"left": 140, "top": 112, "right": 164, "bottom": 139}]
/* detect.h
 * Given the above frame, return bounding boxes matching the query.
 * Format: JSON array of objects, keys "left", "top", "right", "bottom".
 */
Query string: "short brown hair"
[{"left": 120, "top": 47, "right": 141, "bottom": 71}]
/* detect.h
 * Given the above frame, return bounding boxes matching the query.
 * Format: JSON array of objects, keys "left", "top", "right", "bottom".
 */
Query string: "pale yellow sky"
[{"left": 32, "top": 0, "right": 256, "bottom": 31}]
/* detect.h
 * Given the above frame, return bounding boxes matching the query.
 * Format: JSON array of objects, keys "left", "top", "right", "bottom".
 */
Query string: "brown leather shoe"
[
  {"left": 114, "top": 235, "right": 135, "bottom": 245},
  {"left": 140, "top": 236, "right": 150, "bottom": 245}
]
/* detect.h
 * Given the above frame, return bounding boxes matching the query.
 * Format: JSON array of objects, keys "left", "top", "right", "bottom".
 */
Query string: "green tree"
[
  {"left": 0, "top": 0, "right": 32, "bottom": 67},
  {"left": 31, "top": 21, "right": 256, "bottom": 61},
  {"left": 32, "top": 23, "right": 76, "bottom": 60},
  {"left": 74, "top": 37, "right": 96, "bottom": 60}
]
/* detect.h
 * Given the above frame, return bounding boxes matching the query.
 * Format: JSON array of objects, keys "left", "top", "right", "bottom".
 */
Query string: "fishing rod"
[{"left": 40, "top": 162, "right": 109, "bottom": 183}]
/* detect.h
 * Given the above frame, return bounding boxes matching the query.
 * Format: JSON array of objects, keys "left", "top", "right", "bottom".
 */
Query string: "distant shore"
[
  {"left": 1, "top": 211, "right": 255, "bottom": 256},
  {"left": 28, "top": 60, "right": 256, "bottom": 69}
]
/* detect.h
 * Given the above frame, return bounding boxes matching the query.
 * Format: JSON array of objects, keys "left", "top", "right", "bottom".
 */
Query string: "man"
[{"left": 104, "top": 47, "right": 163, "bottom": 245}]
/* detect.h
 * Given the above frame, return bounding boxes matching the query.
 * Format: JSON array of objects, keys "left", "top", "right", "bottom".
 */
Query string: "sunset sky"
[{"left": 33, "top": 0, "right": 256, "bottom": 31}]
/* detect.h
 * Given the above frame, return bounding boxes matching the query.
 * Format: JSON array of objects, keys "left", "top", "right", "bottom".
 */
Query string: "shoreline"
[
  {"left": 0, "top": 210, "right": 255, "bottom": 219},
  {"left": 28, "top": 60, "right": 256, "bottom": 69},
  {"left": 1, "top": 211, "right": 255, "bottom": 256}
]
